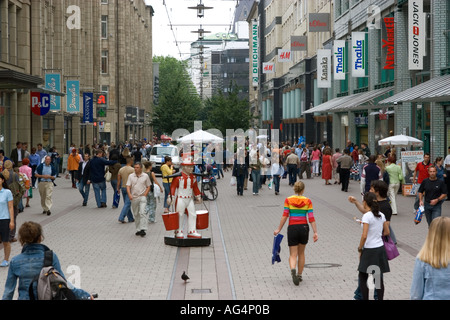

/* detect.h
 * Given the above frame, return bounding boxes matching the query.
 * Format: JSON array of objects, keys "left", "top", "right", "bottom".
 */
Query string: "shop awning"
[
  {"left": 304, "top": 86, "right": 392, "bottom": 114},
  {"left": 330, "top": 87, "right": 393, "bottom": 112},
  {"left": 303, "top": 92, "right": 365, "bottom": 114},
  {"left": 379, "top": 74, "right": 450, "bottom": 104},
  {"left": 0, "top": 69, "right": 44, "bottom": 89}
]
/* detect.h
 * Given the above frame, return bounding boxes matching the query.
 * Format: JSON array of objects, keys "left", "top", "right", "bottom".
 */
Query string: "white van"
[{"left": 149, "top": 143, "right": 180, "bottom": 175}]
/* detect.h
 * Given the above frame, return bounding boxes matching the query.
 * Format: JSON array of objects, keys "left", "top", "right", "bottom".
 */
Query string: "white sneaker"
[{"left": 0, "top": 260, "right": 9, "bottom": 267}]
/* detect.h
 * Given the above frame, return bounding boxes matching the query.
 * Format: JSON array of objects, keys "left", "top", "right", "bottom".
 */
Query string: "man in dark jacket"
[
  {"left": 89, "top": 149, "right": 117, "bottom": 208},
  {"left": 361, "top": 155, "right": 382, "bottom": 194},
  {"left": 10, "top": 142, "right": 26, "bottom": 168},
  {"left": 77, "top": 153, "right": 91, "bottom": 206}
]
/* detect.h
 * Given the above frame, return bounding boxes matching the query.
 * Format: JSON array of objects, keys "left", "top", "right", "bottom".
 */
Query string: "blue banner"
[
  {"left": 66, "top": 80, "right": 80, "bottom": 113},
  {"left": 83, "top": 93, "right": 94, "bottom": 123},
  {"left": 45, "top": 74, "right": 61, "bottom": 112}
]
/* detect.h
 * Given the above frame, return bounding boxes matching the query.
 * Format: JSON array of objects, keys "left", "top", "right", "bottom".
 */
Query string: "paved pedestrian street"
[{"left": 0, "top": 172, "right": 448, "bottom": 301}]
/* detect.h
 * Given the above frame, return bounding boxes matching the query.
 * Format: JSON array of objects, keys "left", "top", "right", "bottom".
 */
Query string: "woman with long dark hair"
[{"left": 350, "top": 192, "right": 390, "bottom": 300}]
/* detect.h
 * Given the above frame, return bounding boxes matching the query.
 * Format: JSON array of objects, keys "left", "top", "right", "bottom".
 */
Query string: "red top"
[{"left": 415, "top": 161, "right": 431, "bottom": 184}]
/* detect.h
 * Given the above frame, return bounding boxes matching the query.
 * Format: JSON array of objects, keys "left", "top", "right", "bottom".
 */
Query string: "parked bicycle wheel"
[{"left": 205, "top": 184, "right": 218, "bottom": 201}]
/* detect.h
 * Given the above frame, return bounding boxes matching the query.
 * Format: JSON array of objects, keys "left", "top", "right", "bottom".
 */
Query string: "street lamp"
[{"left": 188, "top": 1, "right": 213, "bottom": 18}]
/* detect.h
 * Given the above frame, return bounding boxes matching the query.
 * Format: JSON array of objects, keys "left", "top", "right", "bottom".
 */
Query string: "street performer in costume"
[{"left": 167, "top": 154, "right": 203, "bottom": 239}]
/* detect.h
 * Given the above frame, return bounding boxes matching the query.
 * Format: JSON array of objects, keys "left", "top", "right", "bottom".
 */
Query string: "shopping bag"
[
  {"left": 268, "top": 180, "right": 273, "bottom": 190},
  {"left": 383, "top": 236, "right": 399, "bottom": 260},
  {"left": 230, "top": 176, "right": 237, "bottom": 187},
  {"left": 414, "top": 206, "right": 425, "bottom": 225},
  {"left": 113, "top": 191, "right": 120, "bottom": 208}
]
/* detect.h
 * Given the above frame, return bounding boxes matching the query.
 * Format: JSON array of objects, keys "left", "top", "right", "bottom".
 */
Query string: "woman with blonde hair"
[
  {"left": 274, "top": 181, "right": 318, "bottom": 285},
  {"left": 410, "top": 216, "right": 450, "bottom": 300}
]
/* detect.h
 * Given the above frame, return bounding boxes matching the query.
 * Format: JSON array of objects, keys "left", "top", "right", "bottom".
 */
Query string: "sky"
[{"left": 145, "top": 0, "right": 238, "bottom": 60}]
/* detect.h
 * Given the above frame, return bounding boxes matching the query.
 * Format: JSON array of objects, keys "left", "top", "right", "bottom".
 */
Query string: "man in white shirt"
[
  {"left": 444, "top": 146, "right": 450, "bottom": 201},
  {"left": 127, "top": 163, "right": 151, "bottom": 237}
]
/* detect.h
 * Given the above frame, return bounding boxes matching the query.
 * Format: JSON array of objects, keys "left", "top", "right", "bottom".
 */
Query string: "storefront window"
[
  {"left": 43, "top": 116, "right": 55, "bottom": 152},
  {"left": 0, "top": 93, "right": 11, "bottom": 154}
]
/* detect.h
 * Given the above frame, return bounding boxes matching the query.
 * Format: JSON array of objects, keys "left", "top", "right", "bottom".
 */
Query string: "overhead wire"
[{"left": 163, "top": 0, "right": 183, "bottom": 58}]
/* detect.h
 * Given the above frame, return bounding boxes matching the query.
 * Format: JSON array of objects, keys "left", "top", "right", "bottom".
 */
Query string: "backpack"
[
  {"left": 28, "top": 250, "right": 77, "bottom": 300},
  {"left": 8, "top": 173, "right": 26, "bottom": 207}
]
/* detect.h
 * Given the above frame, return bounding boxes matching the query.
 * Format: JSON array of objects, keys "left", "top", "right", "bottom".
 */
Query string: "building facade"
[
  {"left": 0, "top": 0, "right": 153, "bottom": 157},
  {"left": 249, "top": 0, "right": 449, "bottom": 159}
]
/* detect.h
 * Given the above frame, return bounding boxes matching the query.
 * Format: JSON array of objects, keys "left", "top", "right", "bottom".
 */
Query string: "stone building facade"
[{"left": 0, "top": 0, "right": 153, "bottom": 158}]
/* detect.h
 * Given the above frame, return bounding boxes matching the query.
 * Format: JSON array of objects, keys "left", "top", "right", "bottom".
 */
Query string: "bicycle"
[{"left": 201, "top": 169, "right": 218, "bottom": 201}]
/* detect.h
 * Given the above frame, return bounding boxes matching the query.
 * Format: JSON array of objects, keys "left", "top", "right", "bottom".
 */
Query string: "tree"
[
  {"left": 152, "top": 56, "right": 202, "bottom": 135},
  {"left": 201, "top": 82, "right": 254, "bottom": 135}
]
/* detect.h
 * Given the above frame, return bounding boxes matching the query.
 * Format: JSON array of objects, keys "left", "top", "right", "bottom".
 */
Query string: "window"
[
  {"left": 101, "top": 0, "right": 108, "bottom": 4},
  {"left": 101, "top": 15, "right": 108, "bottom": 39},
  {"left": 101, "top": 50, "right": 108, "bottom": 74}
]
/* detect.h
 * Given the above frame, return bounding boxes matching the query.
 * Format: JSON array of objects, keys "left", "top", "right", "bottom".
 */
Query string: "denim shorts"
[
  {"left": 287, "top": 224, "right": 309, "bottom": 246},
  {"left": 0, "top": 219, "right": 10, "bottom": 243}
]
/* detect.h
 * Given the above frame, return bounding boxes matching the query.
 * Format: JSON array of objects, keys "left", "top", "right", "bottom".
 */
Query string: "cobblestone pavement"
[{"left": 0, "top": 171, "right": 448, "bottom": 300}]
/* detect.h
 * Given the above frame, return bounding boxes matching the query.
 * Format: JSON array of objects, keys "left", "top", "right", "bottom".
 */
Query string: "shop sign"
[
  {"left": 333, "top": 40, "right": 346, "bottom": 80},
  {"left": 317, "top": 49, "right": 331, "bottom": 88},
  {"left": 408, "top": 0, "right": 425, "bottom": 70},
  {"left": 252, "top": 20, "right": 259, "bottom": 87},
  {"left": 351, "top": 32, "right": 367, "bottom": 78},
  {"left": 309, "top": 13, "right": 330, "bottom": 32},
  {"left": 291, "top": 36, "right": 307, "bottom": 51},
  {"left": 382, "top": 17, "right": 395, "bottom": 70}
]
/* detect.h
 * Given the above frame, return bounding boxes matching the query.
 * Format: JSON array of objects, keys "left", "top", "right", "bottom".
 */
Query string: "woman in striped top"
[{"left": 274, "top": 181, "right": 318, "bottom": 285}]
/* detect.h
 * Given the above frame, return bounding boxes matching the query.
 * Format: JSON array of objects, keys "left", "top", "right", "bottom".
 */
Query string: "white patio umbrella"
[
  {"left": 177, "top": 130, "right": 224, "bottom": 144},
  {"left": 378, "top": 134, "right": 423, "bottom": 147}
]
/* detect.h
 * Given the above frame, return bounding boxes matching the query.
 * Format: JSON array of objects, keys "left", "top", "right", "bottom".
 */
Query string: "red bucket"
[
  {"left": 162, "top": 212, "right": 179, "bottom": 231},
  {"left": 196, "top": 210, "right": 209, "bottom": 230}
]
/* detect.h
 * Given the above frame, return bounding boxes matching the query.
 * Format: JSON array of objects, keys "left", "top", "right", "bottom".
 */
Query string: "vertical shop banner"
[
  {"left": 382, "top": 17, "right": 395, "bottom": 70},
  {"left": 66, "top": 80, "right": 80, "bottom": 113},
  {"left": 263, "top": 62, "right": 275, "bottom": 74},
  {"left": 333, "top": 40, "right": 346, "bottom": 80},
  {"left": 153, "top": 63, "right": 160, "bottom": 106},
  {"left": 408, "top": 0, "right": 425, "bottom": 70},
  {"left": 251, "top": 20, "right": 259, "bottom": 88},
  {"left": 278, "top": 49, "right": 292, "bottom": 63},
  {"left": 291, "top": 36, "right": 307, "bottom": 51},
  {"left": 45, "top": 74, "right": 61, "bottom": 112},
  {"left": 351, "top": 32, "right": 367, "bottom": 78},
  {"left": 317, "top": 49, "right": 331, "bottom": 88},
  {"left": 83, "top": 93, "right": 94, "bottom": 123}
]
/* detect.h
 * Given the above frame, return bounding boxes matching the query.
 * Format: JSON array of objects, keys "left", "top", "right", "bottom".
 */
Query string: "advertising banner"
[
  {"left": 66, "top": 80, "right": 80, "bottom": 113},
  {"left": 334, "top": 40, "right": 346, "bottom": 80},
  {"left": 251, "top": 20, "right": 259, "bottom": 87},
  {"left": 83, "top": 93, "right": 94, "bottom": 123},
  {"left": 408, "top": 0, "right": 425, "bottom": 70},
  {"left": 263, "top": 62, "right": 275, "bottom": 74},
  {"left": 45, "top": 74, "right": 61, "bottom": 112},
  {"left": 351, "top": 32, "right": 367, "bottom": 78},
  {"left": 382, "top": 17, "right": 395, "bottom": 70},
  {"left": 278, "top": 49, "right": 292, "bottom": 63},
  {"left": 309, "top": 13, "right": 330, "bottom": 32},
  {"left": 291, "top": 36, "right": 307, "bottom": 51},
  {"left": 31, "top": 92, "right": 51, "bottom": 116},
  {"left": 317, "top": 49, "right": 331, "bottom": 88}
]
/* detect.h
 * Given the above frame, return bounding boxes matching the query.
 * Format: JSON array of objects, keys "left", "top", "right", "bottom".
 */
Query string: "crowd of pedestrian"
[{"left": 0, "top": 137, "right": 448, "bottom": 300}]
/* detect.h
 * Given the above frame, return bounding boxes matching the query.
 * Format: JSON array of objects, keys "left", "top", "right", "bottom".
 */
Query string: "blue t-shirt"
[{"left": 0, "top": 188, "right": 13, "bottom": 220}]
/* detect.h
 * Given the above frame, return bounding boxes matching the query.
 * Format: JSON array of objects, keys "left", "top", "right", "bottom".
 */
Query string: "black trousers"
[{"left": 340, "top": 168, "right": 350, "bottom": 191}]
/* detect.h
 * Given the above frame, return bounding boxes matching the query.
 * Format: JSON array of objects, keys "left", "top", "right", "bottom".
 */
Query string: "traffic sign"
[{"left": 31, "top": 92, "right": 51, "bottom": 116}]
